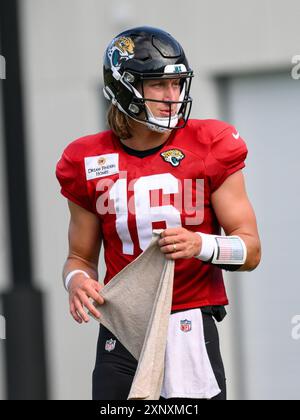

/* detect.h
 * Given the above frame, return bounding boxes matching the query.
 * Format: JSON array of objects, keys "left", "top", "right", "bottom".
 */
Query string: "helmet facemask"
[{"left": 116, "top": 70, "right": 193, "bottom": 133}]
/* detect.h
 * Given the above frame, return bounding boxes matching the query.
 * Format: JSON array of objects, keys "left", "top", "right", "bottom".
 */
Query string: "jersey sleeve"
[
  {"left": 205, "top": 124, "right": 248, "bottom": 192},
  {"left": 56, "top": 150, "right": 93, "bottom": 212}
]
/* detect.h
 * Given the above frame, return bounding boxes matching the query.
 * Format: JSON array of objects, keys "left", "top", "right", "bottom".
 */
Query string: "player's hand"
[
  {"left": 158, "top": 227, "right": 202, "bottom": 260},
  {"left": 68, "top": 274, "right": 105, "bottom": 324}
]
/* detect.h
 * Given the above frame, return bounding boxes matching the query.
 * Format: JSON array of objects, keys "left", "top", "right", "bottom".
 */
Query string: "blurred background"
[{"left": 0, "top": 0, "right": 300, "bottom": 400}]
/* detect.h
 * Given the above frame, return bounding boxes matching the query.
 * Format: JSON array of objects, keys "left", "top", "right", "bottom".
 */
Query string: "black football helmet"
[{"left": 103, "top": 26, "right": 193, "bottom": 132}]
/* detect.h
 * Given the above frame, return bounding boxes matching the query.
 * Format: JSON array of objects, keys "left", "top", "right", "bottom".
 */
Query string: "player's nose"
[{"left": 163, "top": 81, "right": 178, "bottom": 101}]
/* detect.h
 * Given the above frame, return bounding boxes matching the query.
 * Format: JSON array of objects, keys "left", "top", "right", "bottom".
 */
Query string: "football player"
[{"left": 56, "top": 26, "right": 261, "bottom": 400}]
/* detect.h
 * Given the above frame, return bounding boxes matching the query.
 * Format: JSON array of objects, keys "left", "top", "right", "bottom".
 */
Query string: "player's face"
[{"left": 141, "top": 78, "right": 181, "bottom": 118}]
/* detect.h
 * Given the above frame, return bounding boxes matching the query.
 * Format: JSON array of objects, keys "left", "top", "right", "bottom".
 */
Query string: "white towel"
[{"left": 161, "top": 308, "right": 221, "bottom": 399}]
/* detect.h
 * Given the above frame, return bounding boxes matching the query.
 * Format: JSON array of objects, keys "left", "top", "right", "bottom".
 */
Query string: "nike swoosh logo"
[{"left": 232, "top": 131, "right": 240, "bottom": 140}]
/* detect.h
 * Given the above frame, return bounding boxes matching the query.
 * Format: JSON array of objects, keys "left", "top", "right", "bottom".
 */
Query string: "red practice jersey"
[{"left": 56, "top": 119, "right": 248, "bottom": 311}]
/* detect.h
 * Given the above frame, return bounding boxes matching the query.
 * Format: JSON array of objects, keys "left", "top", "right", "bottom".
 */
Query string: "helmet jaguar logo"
[
  {"left": 108, "top": 36, "right": 135, "bottom": 72},
  {"left": 161, "top": 149, "right": 185, "bottom": 167},
  {"left": 115, "top": 37, "right": 135, "bottom": 55}
]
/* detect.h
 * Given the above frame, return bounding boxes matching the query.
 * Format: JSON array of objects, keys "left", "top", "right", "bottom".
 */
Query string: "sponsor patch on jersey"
[
  {"left": 84, "top": 154, "right": 119, "bottom": 180},
  {"left": 105, "top": 339, "right": 116, "bottom": 352},
  {"left": 180, "top": 319, "right": 192, "bottom": 333},
  {"left": 161, "top": 149, "right": 185, "bottom": 167}
]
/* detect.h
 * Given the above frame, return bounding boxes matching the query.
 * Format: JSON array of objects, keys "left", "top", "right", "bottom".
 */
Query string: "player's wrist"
[
  {"left": 193, "top": 232, "right": 202, "bottom": 257},
  {"left": 194, "top": 232, "right": 216, "bottom": 261},
  {"left": 64, "top": 270, "right": 90, "bottom": 292}
]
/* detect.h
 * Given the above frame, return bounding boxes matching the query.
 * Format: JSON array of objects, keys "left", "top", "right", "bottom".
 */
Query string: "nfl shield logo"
[
  {"left": 180, "top": 319, "right": 192, "bottom": 333},
  {"left": 105, "top": 339, "right": 116, "bottom": 352}
]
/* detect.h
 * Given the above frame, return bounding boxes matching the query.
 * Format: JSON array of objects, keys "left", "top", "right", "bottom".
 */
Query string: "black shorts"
[{"left": 92, "top": 309, "right": 226, "bottom": 401}]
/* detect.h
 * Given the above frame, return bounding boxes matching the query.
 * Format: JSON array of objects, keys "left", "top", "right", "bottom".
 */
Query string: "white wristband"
[
  {"left": 194, "top": 232, "right": 247, "bottom": 265},
  {"left": 64, "top": 270, "right": 90, "bottom": 291},
  {"left": 195, "top": 232, "right": 217, "bottom": 261}
]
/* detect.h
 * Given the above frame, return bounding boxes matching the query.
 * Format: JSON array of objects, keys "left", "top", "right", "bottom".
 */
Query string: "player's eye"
[{"left": 150, "top": 81, "right": 163, "bottom": 88}]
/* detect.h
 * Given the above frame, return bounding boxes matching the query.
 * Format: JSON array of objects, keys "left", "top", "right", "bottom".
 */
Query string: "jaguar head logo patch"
[{"left": 161, "top": 149, "right": 185, "bottom": 167}]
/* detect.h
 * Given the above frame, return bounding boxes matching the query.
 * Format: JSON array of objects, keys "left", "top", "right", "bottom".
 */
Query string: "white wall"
[
  {"left": 0, "top": 0, "right": 299, "bottom": 399},
  {"left": 224, "top": 72, "right": 300, "bottom": 399}
]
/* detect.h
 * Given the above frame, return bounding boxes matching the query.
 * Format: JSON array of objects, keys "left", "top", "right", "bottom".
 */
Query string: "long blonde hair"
[{"left": 107, "top": 104, "right": 133, "bottom": 140}]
